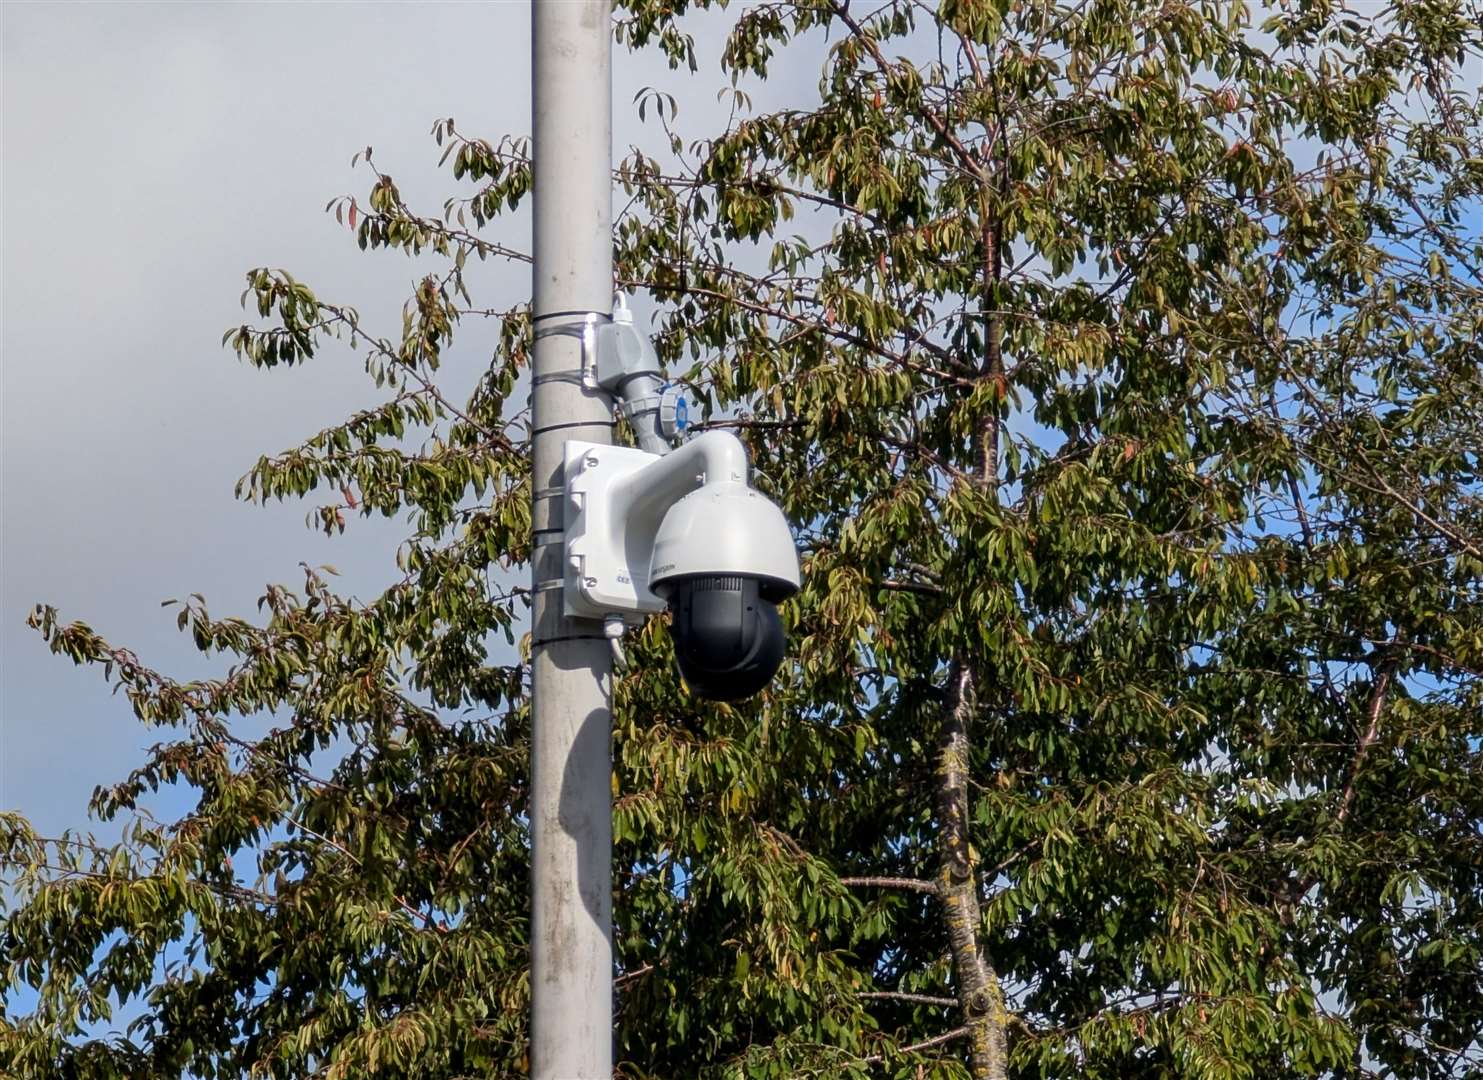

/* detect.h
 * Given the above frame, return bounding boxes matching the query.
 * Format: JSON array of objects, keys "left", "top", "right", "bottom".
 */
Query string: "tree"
[{"left": 4, "top": 1, "right": 1483, "bottom": 1077}]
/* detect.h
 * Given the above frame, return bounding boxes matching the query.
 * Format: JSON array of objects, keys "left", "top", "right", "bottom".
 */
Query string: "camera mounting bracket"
[{"left": 563, "top": 441, "right": 666, "bottom": 622}]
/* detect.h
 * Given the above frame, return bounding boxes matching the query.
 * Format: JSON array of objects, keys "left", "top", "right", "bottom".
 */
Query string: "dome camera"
[
  {"left": 649, "top": 481, "right": 800, "bottom": 701},
  {"left": 563, "top": 431, "right": 800, "bottom": 701},
  {"left": 657, "top": 576, "right": 786, "bottom": 701}
]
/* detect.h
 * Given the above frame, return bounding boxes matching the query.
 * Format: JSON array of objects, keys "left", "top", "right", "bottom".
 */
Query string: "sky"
[{"left": 0, "top": 2, "right": 818, "bottom": 842}]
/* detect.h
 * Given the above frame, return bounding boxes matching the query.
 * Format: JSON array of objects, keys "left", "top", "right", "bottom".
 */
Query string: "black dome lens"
[{"left": 659, "top": 575, "right": 786, "bottom": 701}]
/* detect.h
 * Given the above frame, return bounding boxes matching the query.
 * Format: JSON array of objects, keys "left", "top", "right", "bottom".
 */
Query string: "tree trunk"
[
  {"left": 935, "top": 662, "right": 1008, "bottom": 1079},
  {"left": 930, "top": 152, "right": 1012, "bottom": 1080}
]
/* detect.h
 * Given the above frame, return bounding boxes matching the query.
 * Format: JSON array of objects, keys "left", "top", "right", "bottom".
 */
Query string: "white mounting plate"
[{"left": 563, "top": 440, "right": 667, "bottom": 621}]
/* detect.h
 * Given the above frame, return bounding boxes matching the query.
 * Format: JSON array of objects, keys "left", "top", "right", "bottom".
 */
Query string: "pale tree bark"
[
  {"left": 1336, "top": 655, "right": 1399, "bottom": 827},
  {"left": 929, "top": 125, "right": 1012, "bottom": 1080},
  {"left": 935, "top": 662, "right": 1009, "bottom": 1080}
]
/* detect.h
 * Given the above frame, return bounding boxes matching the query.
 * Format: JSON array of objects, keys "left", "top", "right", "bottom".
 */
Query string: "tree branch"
[
  {"left": 862, "top": 1024, "right": 973, "bottom": 1063},
  {"left": 615, "top": 963, "right": 654, "bottom": 988},
  {"left": 839, "top": 875, "right": 941, "bottom": 896},
  {"left": 860, "top": 990, "right": 959, "bottom": 1008},
  {"left": 1335, "top": 656, "right": 1399, "bottom": 826},
  {"left": 286, "top": 816, "right": 444, "bottom": 932}
]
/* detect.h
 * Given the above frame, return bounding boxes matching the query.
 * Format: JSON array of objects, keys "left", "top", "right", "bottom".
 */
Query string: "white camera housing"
[{"left": 562, "top": 431, "right": 800, "bottom": 621}]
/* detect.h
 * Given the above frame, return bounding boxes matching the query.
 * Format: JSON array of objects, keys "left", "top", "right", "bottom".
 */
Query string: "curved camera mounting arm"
[
  {"left": 607, "top": 429, "right": 748, "bottom": 527},
  {"left": 563, "top": 431, "right": 786, "bottom": 619}
]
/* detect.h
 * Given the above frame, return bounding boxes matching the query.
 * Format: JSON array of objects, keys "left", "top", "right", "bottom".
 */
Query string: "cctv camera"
[
  {"left": 657, "top": 576, "right": 786, "bottom": 701},
  {"left": 563, "top": 432, "right": 800, "bottom": 700},
  {"left": 649, "top": 480, "right": 799, "bottom": 700}
]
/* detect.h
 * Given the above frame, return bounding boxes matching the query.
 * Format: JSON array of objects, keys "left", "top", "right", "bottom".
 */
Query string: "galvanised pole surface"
[{"left": 529, "top": 2, "right": 615, "bottom": 1076}]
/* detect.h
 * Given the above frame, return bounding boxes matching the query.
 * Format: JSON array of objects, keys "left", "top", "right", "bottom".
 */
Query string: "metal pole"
[{"left": 529, "top": 2, "right": 614, "bottom": 1077}]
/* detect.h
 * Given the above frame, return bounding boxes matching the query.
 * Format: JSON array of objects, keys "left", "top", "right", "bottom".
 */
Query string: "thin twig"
[
  {"left": 615, "top": 963, "right": 655, "bottom": 988},
  {"left": 860, "top": 990, "right": 959, "bottom": 1008},
  {"left": 862, "top": 1025, "right": 972, "bottom": 1063},
  {"left": 839, "top": 875, "right": 940, "bottom": 896},
  {"left": 286, "top": 816, "right": 443, "bottom": 932},
  {"left": 879, "top": 579, "right": 944, "bottom": 596}
]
